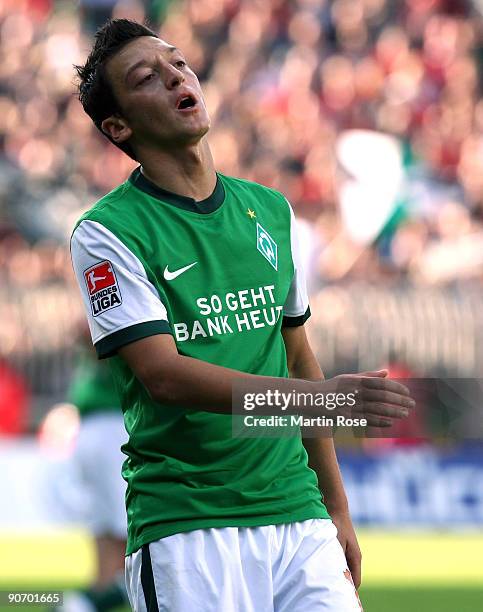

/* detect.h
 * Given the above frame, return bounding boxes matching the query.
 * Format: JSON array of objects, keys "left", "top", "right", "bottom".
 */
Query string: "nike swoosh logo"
[{"left": 163, "top": 261, "right": 198, "bottom": 281}]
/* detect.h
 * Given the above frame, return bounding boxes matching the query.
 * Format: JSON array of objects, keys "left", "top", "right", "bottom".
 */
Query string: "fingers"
[
  {"left": 346, "top": 552, "right": 362, "bottom": 590},
  {"left": 361, "top": 402, "right": 409, "bottom": 419},
  {"left": 353, "top": 378, "right": 415, "bottom": 425},
  {"left": 360, "top": 396, "right": 414, "bottom": 427},
  {"left": 363, "top": 390, "right": 415, "bottom": 411},
  {"left": 354, "top": 369, "right": 388, "bottom": 378},
  {"left": 361, "top": 376, "right": 410, "bottom": 395},
  {"left": 327, "top": 372, "right": 416, "bottom": 426},
  {"left": 360, "top": 378, "right": 415, "bottom": 414}
]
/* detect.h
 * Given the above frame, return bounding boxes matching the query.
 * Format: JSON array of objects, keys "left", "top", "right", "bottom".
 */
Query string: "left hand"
[{"left": 330, "top": 508, "right": 362, "bottom": 589}]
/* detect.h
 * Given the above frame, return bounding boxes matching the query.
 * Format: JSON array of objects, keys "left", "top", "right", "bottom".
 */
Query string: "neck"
[{"left": 137, "top": 138, "right": 217, "bottom": 201}]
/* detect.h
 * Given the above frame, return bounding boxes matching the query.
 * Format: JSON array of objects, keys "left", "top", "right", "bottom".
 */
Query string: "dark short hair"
[{"left": 74, "top": 19, "right": 158, "bottom": 160}]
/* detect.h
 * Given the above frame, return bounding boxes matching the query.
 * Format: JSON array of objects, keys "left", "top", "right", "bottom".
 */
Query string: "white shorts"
[
  {"left": 74, "top": 412, "right": 127, "bottom": 538},
  {"left": 125, "top": 519, "right": 362, "bottom": 611}
]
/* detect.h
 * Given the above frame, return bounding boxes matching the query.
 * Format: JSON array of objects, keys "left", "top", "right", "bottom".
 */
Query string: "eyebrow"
[{"left": 124, "top": 46, "right": 179, "bottom": 83}]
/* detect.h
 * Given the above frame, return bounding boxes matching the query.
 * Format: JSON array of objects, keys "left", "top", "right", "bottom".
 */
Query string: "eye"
[
  {"left": 175, "top": 60, "right": 186, "bottom": 69},
  {"left": 137, "top": 73, "right": 154, "bottom": 87}
]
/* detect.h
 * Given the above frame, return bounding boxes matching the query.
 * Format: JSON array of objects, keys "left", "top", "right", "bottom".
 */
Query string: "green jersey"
[
  {"left": 68, "top": 352, "right": 119, "bottom": 418},
  {"left": 71, "top": 168, "right": 329, "bottom": 554}
]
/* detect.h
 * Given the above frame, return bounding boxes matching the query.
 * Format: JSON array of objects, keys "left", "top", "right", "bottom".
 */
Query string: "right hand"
[{"left": 323, "top": 369, "right": 415, "bottom": 427}]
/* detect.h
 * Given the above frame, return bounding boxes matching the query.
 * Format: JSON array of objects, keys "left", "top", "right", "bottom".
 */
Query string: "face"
[{"left": 103, "top": 36, "right": 210, "bottom": 151}]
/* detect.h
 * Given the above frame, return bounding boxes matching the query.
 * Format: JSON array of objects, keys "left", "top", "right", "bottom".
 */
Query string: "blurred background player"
[{"left": 60, "top": 329, "right": 128, "bottom": 612}]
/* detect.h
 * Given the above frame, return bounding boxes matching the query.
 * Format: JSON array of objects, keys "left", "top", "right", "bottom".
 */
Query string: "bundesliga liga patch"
[{"left": 84, "top": 260, "right": 122, "bottom": 317}]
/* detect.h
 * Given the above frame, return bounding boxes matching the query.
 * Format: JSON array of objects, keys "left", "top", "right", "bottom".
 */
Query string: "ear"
[{"left": 101, "top": 115, "right": 132, "bottom": 144}]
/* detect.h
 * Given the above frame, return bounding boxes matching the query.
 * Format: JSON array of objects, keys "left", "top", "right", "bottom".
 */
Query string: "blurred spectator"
[
  {"left": 1, "top": 0, "right": 483, "bottom": 426},
  {"left": 79, "top": 0, "right": 121, "bottom": 33},
  {"left": 0, "top": 358, "right": 29, "bottom": 436}
]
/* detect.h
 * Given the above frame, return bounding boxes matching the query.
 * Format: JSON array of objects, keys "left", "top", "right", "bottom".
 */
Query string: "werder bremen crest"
[{"left": 256, "top": 222, "right": 278, "bottom": 271}]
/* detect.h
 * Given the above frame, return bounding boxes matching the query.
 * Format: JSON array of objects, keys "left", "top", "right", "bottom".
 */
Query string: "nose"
[{"left": 164, "top": 63, "right": 184, "bottom": 90}]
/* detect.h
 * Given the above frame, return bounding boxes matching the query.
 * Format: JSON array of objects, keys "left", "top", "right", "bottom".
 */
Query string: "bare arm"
[
  {"left": 119, "top": 333, "right": 253, "bottom": 413},
  {"left": 118, "top": 332, "right": 413, "bottom": 421},
  {"left": 119, "top": 333, "right": 323, "bottom": 413},
  {"left": 281, "top": 325, "right": 350, "bottom": 513},
  {"left": 282, "top": 325, "right": 362, "bottom": 588}
]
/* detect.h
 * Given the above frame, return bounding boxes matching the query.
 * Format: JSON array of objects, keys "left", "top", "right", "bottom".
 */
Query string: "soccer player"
[{"left": 71, "top": 19, "right": 414, "bottom": 611}]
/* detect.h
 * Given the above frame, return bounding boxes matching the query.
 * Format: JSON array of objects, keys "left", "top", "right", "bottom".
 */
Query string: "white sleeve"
[
  {"left": 71, "top": 220, "right": 171, "bottom": 357},
  {"left": 283, "top": 201, "right": 311, "bottom": 326}
]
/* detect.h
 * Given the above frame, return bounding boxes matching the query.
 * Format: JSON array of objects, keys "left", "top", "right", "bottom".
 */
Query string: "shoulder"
[
  {"left": 72, "top": 179, "right": 134, "bottom": 237},
  {"left": 70, "top": 180, "right": 141, "bottom": 264},
  {"left": 220, "top": 174, "right": 290, "bottom": 208}
]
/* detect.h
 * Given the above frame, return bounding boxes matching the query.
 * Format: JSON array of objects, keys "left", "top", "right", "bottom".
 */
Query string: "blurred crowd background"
[{"left": 1, "top": 0, "right": 483, "bottom": 433}]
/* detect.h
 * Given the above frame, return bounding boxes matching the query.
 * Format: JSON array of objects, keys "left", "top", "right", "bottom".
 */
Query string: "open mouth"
[{"left": 176, "top": 95, "right": 197, "bottom": 110}]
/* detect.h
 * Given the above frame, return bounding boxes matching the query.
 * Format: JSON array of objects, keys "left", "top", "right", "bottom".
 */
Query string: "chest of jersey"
[{"left": 138, "top": 185, "right": 294, "bottom": 351}]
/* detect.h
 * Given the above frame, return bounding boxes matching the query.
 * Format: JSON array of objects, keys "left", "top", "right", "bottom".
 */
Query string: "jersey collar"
[{"left": 129, "top": 167, "right": 225, "bottom": 214}]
